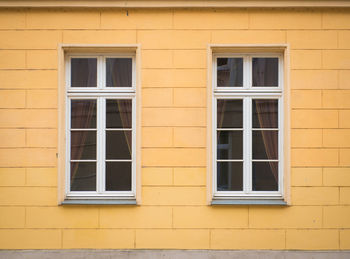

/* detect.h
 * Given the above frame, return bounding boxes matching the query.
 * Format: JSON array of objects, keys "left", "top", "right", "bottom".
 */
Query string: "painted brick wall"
[{"left": 0, "top": 8, "right": 349, "bottom": 250}]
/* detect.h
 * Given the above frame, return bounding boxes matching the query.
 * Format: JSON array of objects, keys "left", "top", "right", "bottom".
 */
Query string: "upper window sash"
[
  {"left": 65, "top": 54, "right": 136, "bottom": 93},
  {"left": 213, "top": 53, "right": 283, "bottom": 93}
]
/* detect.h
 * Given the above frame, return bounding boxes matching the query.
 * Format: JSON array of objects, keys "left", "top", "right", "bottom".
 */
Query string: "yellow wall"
[{"left": 0, "top": 8, "right": 350, "bottom": 250}]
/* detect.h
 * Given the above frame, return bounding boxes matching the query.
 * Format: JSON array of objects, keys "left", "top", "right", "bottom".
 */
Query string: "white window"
[
  {"left": 212, "top": 53, "right": 285, "bottom": 204},
  {"left": 64, "top": 53, "right": 137, "bottom": 203}
]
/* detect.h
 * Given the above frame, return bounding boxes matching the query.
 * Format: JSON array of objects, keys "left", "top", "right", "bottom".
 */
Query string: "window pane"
[
  {"left": 252, "top": 58, "right": 278, "bottom": 87},
  {"left": 217, "top": 131, "right": 243, "bottom": 159},
  {"left": 71, "top": 131, "right": 96, "bottom": 160},
  {"left": 106, "top": 131, "right": 131, "bottom": 159},
  {"left": 217, "top": 99, "right": 243, "bottom": 128},
  {"left": 106, "top": 99, "right": 132, "bottom": 129},
  {"left": 217, "top": 58, "right": 243, "bottom": 87},
  {"left": 253, "top": 162, "right": 278, "bottom": 191},
  {"left": 106, "top": 58, "right": 132, "bottom": 87},
  {"left": 71, "top": 99, "right": 97, "bottom": 129},
  {"left": 106, "top": 162, "right": 132, "bottom": 191},
  {"left": 70, "top": 162, "right": 96, "bottom": 191},
  {"left": 252, "top": 130, "right": 278, "bottom": 160},
  {"left": 252, "top": 99, "right": 278, "bottom": 128},
  {"left": 71, "top": 58, "right": 97, "bottom": 87},
  {"left": 217, "top": 162, "right": 243, "bottom": 191}
]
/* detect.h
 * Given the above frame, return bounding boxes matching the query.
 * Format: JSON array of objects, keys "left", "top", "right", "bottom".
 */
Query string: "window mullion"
[
  {"left": 98, "top": 55, "right": 103, "bottom": 89},
  {"left": 245, "top": 55, "right": 250, "bottom": 89},
  {"left": 102, "top": 97, "right": 107, "bottom": 193},
  {"left": 96, "top": 97, "right": 100, "bottom": 193},
  {"left": 244, "top": 97, "right": 252, "bottom": 193}
]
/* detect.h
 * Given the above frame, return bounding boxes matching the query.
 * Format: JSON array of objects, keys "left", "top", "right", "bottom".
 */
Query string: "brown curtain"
[
  {"left": 217, "top": 100, "right": 226, "bottom": 129},
  {"left": 70, "top": 59, "right": 97, "bottom": 186},
  {"left": 254, "top": 100, "right": 278, "bottom": 182},
  {"left": 70, "top": 100, "right": 96, "bottom": 185},
  {"left": 117, "top": 100, "right": 132, "bottom": 153},
  {"left": 216, "top": 100, "right": 227, "bottom": 141},
  {"left": 253, "top": 59, "right": 279, "bottom": 182},
  {"left": 111, "top": 59, "right": 132, "bottom": 154}
]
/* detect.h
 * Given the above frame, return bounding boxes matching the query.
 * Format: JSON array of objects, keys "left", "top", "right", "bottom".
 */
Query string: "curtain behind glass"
[
  {"left": 254, "top": 100, "right": 278, "bottom": 182},
  {"left": 70, "top": 100, "right": 96, "bottom": 188},
  {"left": 107, "top": 58, "right": 132, "bottom": 87},
  {"left": 252, "top": 58, "right": 278, "bottom": 87},
  {"left": 108, "top": 59, "right": 133, "bottom": 152},
  {"left": 117, "top": 100, "right": 132, "bottom": 153}
]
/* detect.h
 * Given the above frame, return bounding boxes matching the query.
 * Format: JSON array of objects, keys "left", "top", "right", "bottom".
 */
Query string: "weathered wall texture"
[{"left": 0, "top": 8, "right": 349, "bottom": 250}]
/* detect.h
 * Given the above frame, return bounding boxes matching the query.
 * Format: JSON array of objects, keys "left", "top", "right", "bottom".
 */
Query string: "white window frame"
[
  {"left": 64, "top": 53, "right": 137, "bottom": 201},
  {"left": 212, "top": 52, "right": 285, "bottom": 202}
]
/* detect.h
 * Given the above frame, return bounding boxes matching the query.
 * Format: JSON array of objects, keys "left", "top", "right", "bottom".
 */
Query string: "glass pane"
[
  {"left": 252, "top": 57, "right": 278, "bottom": 87},
  {"left": 217, "top": 58, "right": 243, "bottom": 87},
  {"left": 71, "top": 58, "right": 97, "bottom": 87},
  {"left": 70, "top": 162, "right": 96, "bottom": 191},
  {"left": 106, "top": 99, "right": 132, "bottom": 129},
  {"left": 253, "top": 130, "right": 278, "bottom": 160},
  {"left": 252, "top": 99, "right": 278, "bottom": 128},
  {"left": 106, "top": 58, "right": 132, "bottom": 87},
  {"left": 106, "top": 162, "right": 132, "bottom": 191},
  {"left": 71, "top": 131, "right": 96, "bottom": 160},
  {"left": 253, "top": 162, "right": 278, "bottom": 191},
  {"left": 106, "top": 131, "right": 132, "bottom": 159},
  {"left": 217, "top": 162, "right": 243, "bottom": 191},
  {"left": 71, "top": 99, "right": 97, "bottom": 129},
  {"left": 217, "top": 131, "right": 243, "bottom": 159},
  {"left": 217, "top": 99, "right": 243, "bottom": 128}
]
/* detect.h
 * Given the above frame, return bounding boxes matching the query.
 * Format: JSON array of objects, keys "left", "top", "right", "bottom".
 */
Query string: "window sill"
[
  {"left": 61, "top": 199, "right": 137, "bottom": 205},
  {"left": 211, "top": 198, "right": 287, "bottom": 205}
]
